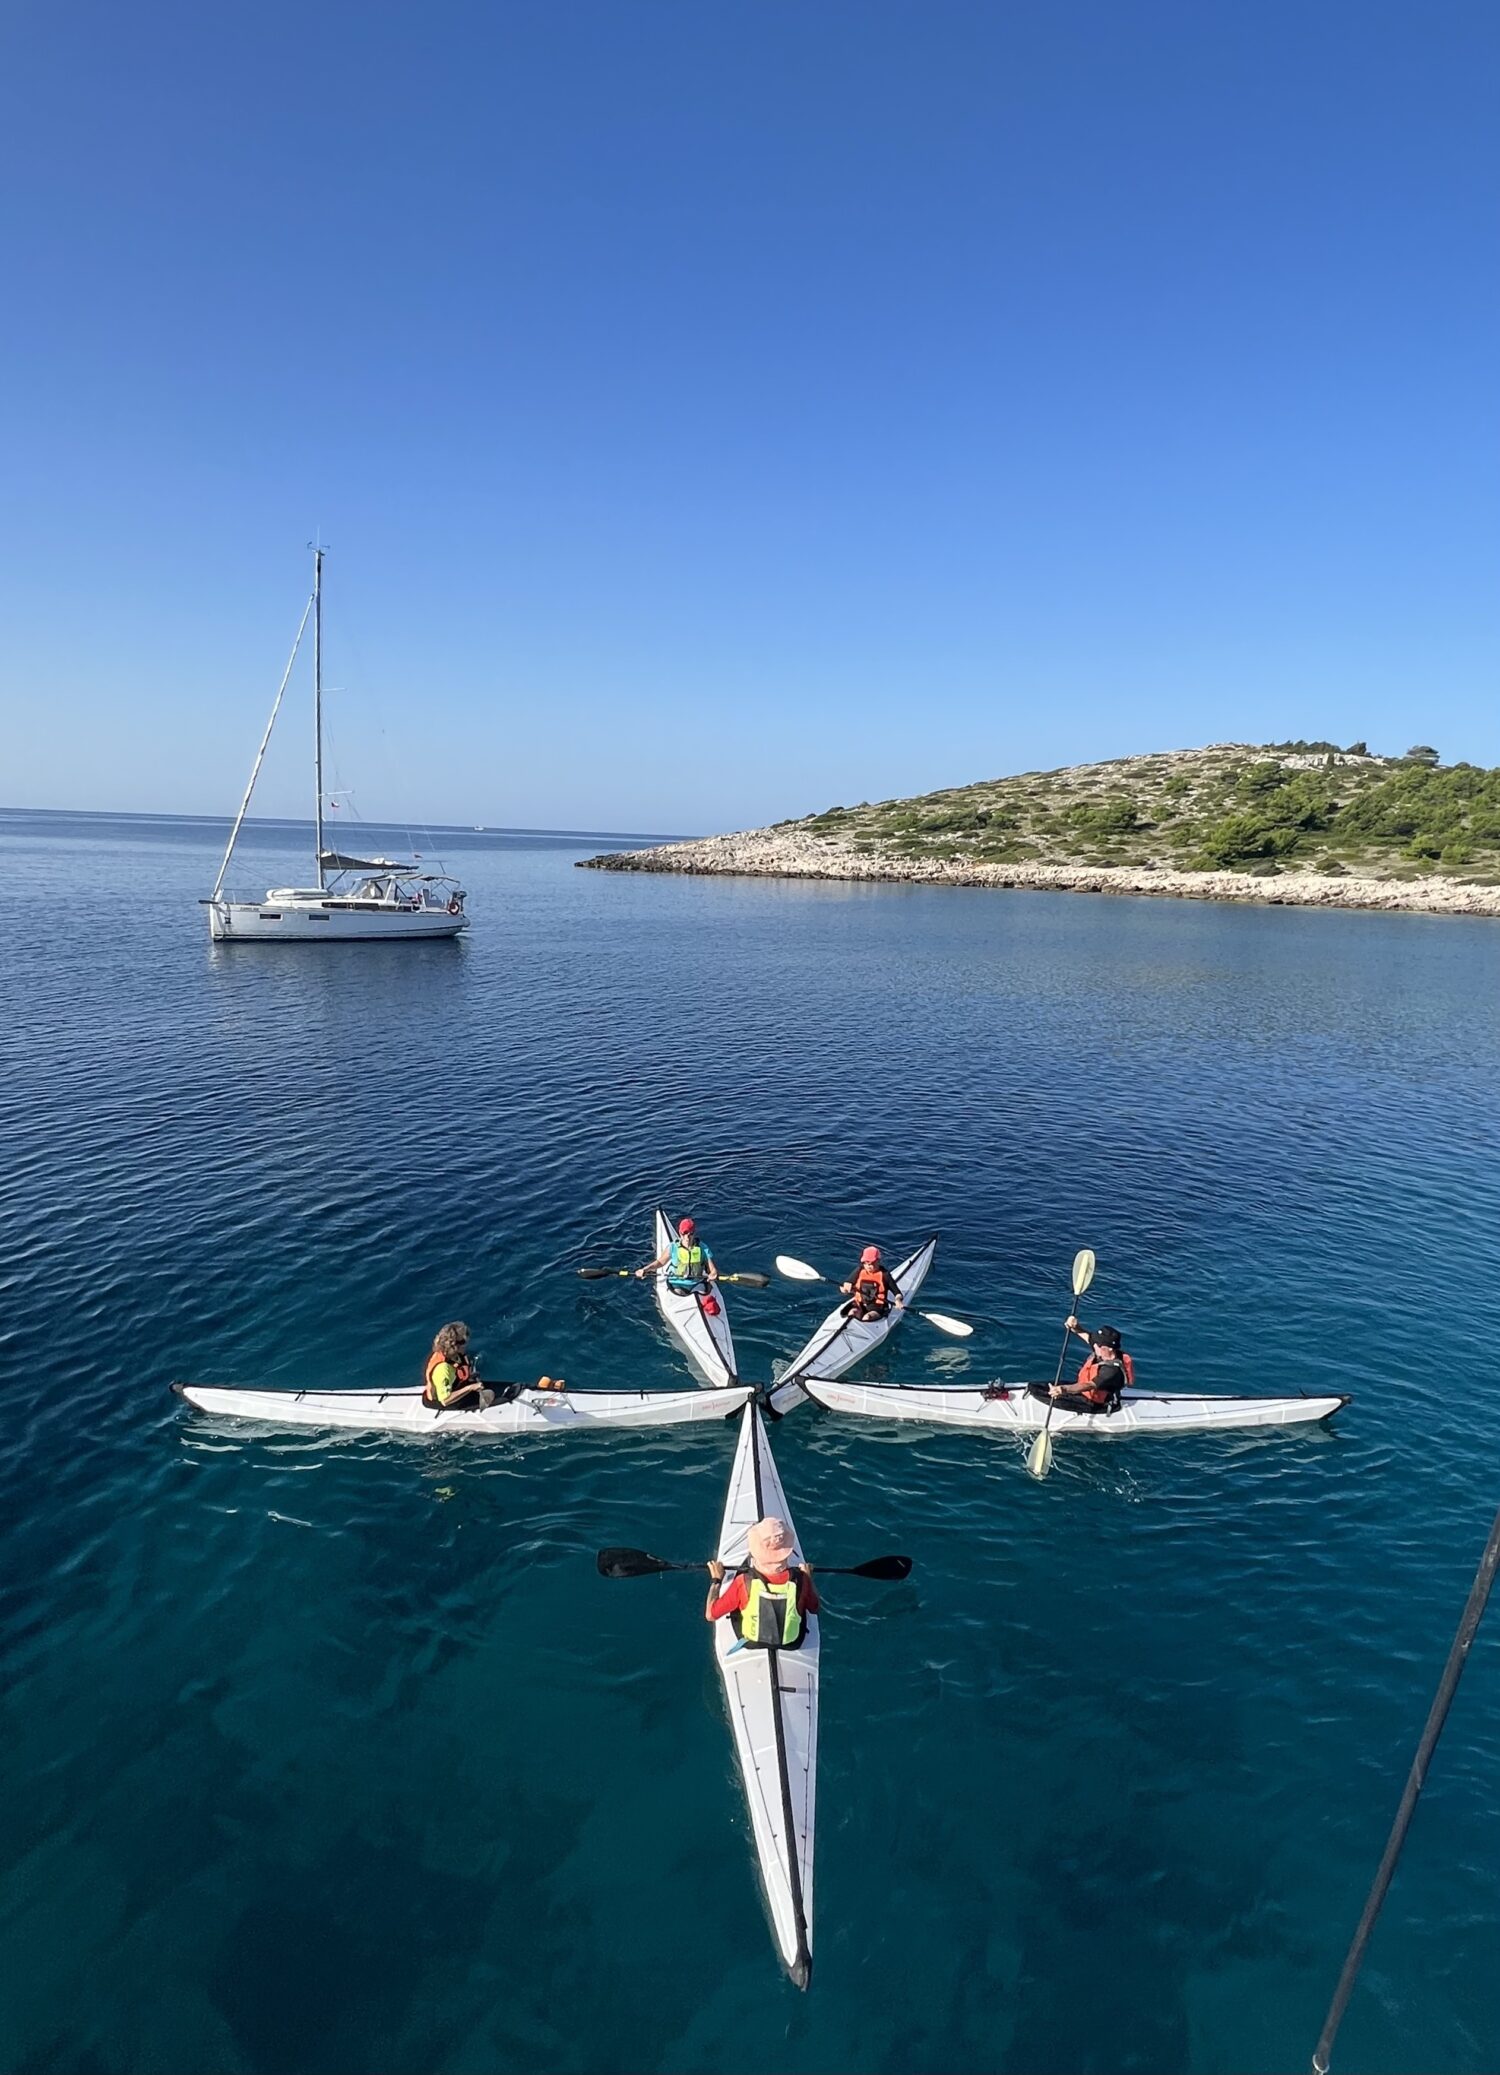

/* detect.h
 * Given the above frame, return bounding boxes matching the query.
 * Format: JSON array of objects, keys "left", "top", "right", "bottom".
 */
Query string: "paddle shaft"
[
  {"left": 577, "top": 1267, "right": 769, "bottom": 1286},
  {"left": 670, "top": 1559, "right": 900, "bottom": 1578},
  {"left": 772, "top": 1259, "right": 981, "bottom": 1337},
  {"left": 599, "top": 1548, "right": 909, "bottom": 1580},
  {"left": 1033, "top": 1319, "right": 1076, "bottom": 1450},
  {"left": 1025, "top": 1251, "right": 1097, "bottom": 1477},
  {"left": 1310, "top": 1502, "right": 1500, "bottom": 2074}
]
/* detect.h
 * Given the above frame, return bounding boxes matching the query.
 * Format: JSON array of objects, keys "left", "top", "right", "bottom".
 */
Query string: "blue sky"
[{"left": 2, "top": 1, "right": 1496, "bottom": 832}]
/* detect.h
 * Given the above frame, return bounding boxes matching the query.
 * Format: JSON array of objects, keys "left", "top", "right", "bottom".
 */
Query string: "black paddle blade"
[
  {"left": 577, "top": 1267, "right": 628, "bottom": 1279},
  {"left": 725, "top": 1271, "right": 771, "bottom": 1288},
  {"left": 596, "top": 1546, "right": 672, "bottom": 1579},
  {"left": 847, "top": 1554, "right": 913, "bottom": 1581}
]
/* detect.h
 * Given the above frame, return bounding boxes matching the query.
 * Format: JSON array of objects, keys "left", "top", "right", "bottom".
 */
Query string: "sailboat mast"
[{"left": 313, "top": 545, "right": 325, "bottom": 889}]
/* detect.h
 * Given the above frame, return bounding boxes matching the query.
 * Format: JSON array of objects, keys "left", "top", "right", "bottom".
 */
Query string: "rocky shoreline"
[{"left": 581, "top": 825, "right": 1500, "bottom": 918}]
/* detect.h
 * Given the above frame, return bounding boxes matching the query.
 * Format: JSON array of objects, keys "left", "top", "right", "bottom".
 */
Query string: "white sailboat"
[{"left": 204, "top": 548, "right": 469, "bottom": 942}]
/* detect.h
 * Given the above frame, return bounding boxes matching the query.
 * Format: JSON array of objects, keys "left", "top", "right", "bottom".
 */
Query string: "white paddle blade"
[
  {"left": 775, "top": 1255, "right": 823, "bottom": 1282},
  {"left": 1027, "top": 1429, "right": 1054, "bottom": 1479},
  {"left": 921, "top": 1311, "right": 973, "bottom": 1338},
  {"left": 1071, "top": 1248, "right": 1097, "bottom": 1298}
]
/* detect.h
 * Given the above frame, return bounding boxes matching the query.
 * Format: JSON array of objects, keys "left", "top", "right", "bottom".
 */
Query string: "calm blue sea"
[{"left": 3, "top": 808, "right": 1499, "bottom": 2075}]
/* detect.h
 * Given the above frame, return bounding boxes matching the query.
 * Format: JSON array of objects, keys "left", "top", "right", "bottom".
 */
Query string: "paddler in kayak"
[
  {"left": 422, "top": 1323, "right": 566, "bottom": 1412},
  {"left": 637, "top": 1217, "right": 723, "bottom": 1316},
  {"left": 839, "top": 1246, "right": 905, "bottom": 1323},
  {"left": 1032, "top": 1320, "right": 1135, "bottom": 1416},
  {"left": 706, "top": 1517, "right": 820, "bottom": 1648}
]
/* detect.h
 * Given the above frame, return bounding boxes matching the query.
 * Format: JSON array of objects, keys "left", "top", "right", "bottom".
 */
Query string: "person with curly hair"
[
  {"left": 421, "top": 1322, "right": 566, "bottom": 1412},
  {"left": 422, "top": 1322, "right": 492, "bottom": 1410}
]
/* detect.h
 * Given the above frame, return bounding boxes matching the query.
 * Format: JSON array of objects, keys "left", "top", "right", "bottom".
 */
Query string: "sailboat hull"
[{"left": 207, "top": 898, "right": 467, "bottom": 942}]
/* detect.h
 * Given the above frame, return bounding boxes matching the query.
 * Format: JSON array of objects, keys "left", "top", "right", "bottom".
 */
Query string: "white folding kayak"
[
  {"left": 714, "top": 1403, "right": 818, "bottom": 1988},
  {"left": 173, "top": 1381, "right": 753, "bottom": 1434},
  {"left": 766, "top": 1235, "right": 938, "bottom": 1416},
  {"left": 803, "top": 1379, "right": 1352, "bottom": 1436},
  {"left": 653, "top": 1207, "right": 738, "bottom": 1388}
]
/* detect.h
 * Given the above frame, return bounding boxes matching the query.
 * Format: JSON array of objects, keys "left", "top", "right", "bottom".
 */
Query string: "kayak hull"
[
  {"left": 715, "top": 1404, "right": 818, "bottom": 1987},
  {"left": 173, "top": 1381, "right": 753, "bottom": 1434},
  {"left": 803, "top": 1379, "right": 1352, "bottom": 1435},
  {"left": 654, "top": 1207, "right": 739, "bottom": 1388},
  {"left": 767, "top": 1235, "right": 937, "bottom": 1416}
]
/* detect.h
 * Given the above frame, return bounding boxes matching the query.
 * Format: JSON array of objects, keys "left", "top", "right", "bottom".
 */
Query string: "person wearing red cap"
[
  {"left": 705, "top": 1517, "right": 820, "bottom": 1647},
  {"left": 637, "top": 1217, "right": 719, "bottom": 1295},
  {"left": 840, "top": 1245, "right": 905, "bottom": 1323}
]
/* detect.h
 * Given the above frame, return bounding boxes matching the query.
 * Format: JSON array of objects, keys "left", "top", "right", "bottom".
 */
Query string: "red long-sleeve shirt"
[{"left": 708, "top": 1567, "right": 821, "bottom": 1622}]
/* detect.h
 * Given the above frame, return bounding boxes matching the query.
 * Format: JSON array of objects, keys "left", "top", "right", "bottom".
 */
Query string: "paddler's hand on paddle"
[
  {"left": 839, "top": 1281, "right": 852, "bottom": 1295},
  {"left": 707, "top": 1560, "right": 726, "bottom": 1582}
]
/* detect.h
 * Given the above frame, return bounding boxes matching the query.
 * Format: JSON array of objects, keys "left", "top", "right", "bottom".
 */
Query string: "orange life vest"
[
  {"left": 851, "top": 1264, "right": 891, "bottom": 1310},
  {"left": 1076, "top": 1349, "right": 1135, "bottom": 1405},
  {"left": 424, "top": 1349, "right": 473, "bottom": 1406}
]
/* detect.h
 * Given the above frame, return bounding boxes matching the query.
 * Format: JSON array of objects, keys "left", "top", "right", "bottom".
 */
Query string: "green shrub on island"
[
  {"left": 1191, "top": 812, "right": 1302, "bottom": 869},
  {"left": 1065, "top": 796, "right": 1141, "bottom": 835}
]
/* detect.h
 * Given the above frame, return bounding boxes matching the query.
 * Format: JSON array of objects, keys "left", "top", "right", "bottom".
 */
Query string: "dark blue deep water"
[{"left": 3, "top": 808, "right": 1499, "bottom": 2075}]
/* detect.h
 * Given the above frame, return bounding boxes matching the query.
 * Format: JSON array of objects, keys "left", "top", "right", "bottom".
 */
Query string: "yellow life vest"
[
  {"left": 736, "top": 1572, "right": 804, "bottom": 1649},
  {"left": 667, "top": 1240, "right": 706, "bottom": 1285}
]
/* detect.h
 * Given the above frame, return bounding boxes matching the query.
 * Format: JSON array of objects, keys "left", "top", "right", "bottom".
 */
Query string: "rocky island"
[{"left": 583, "top": 742, "right": 1500, "bottom": 918}]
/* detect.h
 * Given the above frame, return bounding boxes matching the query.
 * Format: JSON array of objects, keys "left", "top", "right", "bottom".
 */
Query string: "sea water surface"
[{"left": 2, "top": 808, "right": 1499, "bottom": 2075}]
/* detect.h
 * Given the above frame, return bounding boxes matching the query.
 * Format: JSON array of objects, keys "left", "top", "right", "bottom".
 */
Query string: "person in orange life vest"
[
  {"left": 422, "top": 1322, "right": 566, "bottom": 1411},
  {"left": 1031, "top": 1320, "right": 1136, "bottom": 1416},
  {"left": 423, "top": 1322, "right": 493, "bottom": 1410},
  {"left": 705, "top": 1517, "right": 820, "bottom": 1647},
  {"left": 839, "top": 1245, "right": 905, "bottom": 1324}
]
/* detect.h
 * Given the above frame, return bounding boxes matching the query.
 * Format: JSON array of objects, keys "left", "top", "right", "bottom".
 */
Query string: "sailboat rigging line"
[
  {"left": 1310, "top": 1501, "right": 1500, "bottom": 2074},
  {"left": 210, "top": 593, "right": 315, "bottom": 901},
  {"left": 313, "top": 546, "right": 326, "bottom": 891}
]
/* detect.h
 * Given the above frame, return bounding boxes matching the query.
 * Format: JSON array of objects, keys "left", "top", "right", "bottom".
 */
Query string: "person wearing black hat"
[{"left": 1029, "top": 1317, "right": 1136, "bottom": 1415}]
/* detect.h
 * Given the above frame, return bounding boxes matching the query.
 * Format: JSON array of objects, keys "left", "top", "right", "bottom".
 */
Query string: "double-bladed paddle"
[
  {"left": 577, "top": 1267, "right": 771, "bottom": 1287},
  {"left": 773, "top": 1254, "right": 978, "bottom": 1338},
  {"left": 1025, "top": 1247, "right": 1097, "bottom": 1480},
  {"left": 597, "top": 1547, "right": 913, "bottom": 1582}
]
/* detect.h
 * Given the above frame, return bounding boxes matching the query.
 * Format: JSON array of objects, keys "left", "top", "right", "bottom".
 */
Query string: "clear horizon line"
[{"left": 0, "top": 803, "right": 695, "bottom": 842}]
